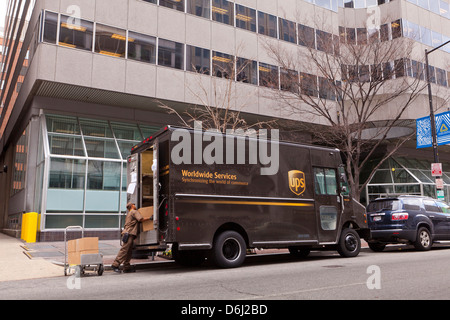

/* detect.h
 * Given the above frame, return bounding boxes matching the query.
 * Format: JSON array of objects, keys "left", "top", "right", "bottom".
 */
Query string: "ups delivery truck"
[{"left": 126, "top": 125, "right": 369, "bottom": 268}]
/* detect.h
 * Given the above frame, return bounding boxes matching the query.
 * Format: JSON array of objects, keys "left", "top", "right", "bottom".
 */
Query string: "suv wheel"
[{"left": 414, "top": 227, "right": 432, "bottom": 251}]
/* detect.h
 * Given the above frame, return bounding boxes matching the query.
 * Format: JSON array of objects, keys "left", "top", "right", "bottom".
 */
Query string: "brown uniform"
[{"left": 112, "top": 209, "right": 143, "bottom": 270}]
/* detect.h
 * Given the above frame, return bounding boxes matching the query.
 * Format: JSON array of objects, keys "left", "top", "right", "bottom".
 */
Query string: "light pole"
[
  {"left": 424, "top": 39, "right": 450, "bottom": 165},
  {"left": 425, "top": 39, "right": 450, "bottom": 198}
]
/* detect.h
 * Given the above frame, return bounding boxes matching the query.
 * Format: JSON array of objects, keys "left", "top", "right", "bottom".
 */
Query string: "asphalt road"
[{"left": 2, "top": 245, "right": 450, "bottom": 302}]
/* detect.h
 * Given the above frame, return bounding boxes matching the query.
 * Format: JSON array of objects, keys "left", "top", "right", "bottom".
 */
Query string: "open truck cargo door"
[{"left": 126, "top": 141, "right": 159, "bottom": 246}]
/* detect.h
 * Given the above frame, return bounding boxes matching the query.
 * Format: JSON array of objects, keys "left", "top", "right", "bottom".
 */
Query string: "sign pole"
[{"left": 425, "top": 49, "right": 440, "bottom": 165}]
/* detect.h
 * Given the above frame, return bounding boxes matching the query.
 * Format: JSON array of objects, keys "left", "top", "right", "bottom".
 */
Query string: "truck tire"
[
  {"left": 337, "top": 228, "right": 361, "bottom": 257},
  {"left": 414, "top": 227, "right": 432, "bottom": 251},
  {"left": 211, "top": 231, "right": 246, "bottom": 268}
]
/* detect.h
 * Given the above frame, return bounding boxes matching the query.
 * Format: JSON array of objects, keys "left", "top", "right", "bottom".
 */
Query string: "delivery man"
[{"left": 111, "top": 202, "right": 151, "bottom": 273}]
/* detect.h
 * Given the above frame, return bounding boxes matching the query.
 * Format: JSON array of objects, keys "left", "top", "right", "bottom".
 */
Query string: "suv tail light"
[{"left": 391, "top": 212, "right": 409, "bottom": 221}]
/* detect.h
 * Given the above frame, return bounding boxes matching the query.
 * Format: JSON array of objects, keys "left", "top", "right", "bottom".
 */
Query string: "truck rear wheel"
[
  {"left": 211, "top": 231, "right": 246, "bottom": 268},
  {"left": 337, "top": 228, "right": 361, "bottom": 257}
]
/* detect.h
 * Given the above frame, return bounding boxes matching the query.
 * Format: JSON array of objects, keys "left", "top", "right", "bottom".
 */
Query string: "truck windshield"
[{"left": 367, "top": 199, "right": 401, "bottom": 213}]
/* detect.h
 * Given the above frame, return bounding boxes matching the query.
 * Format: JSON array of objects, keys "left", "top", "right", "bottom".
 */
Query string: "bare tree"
[
  {"left": 264, "top": 15, "right": 448, "bottom": 200},
  {"left": 159, "top": 45, "right": 277, "bottom": 134}
]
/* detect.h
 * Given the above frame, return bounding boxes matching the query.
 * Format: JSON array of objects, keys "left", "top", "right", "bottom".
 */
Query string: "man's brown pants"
[{"left": 112, "top": 235, "right": 136, "bottom": 270}]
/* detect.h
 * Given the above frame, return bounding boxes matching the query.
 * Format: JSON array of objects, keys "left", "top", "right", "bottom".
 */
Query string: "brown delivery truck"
[{"left": 126, "top": 125, "right": 369, "bottom": 268}]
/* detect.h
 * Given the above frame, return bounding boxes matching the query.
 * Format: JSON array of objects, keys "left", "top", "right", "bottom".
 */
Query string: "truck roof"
[{"left": 131, "top": 125, "right": 341, "bottom": 154}]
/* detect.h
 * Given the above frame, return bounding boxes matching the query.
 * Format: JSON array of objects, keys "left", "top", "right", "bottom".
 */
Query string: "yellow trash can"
[{"left": 21, "top": 212, "right": 40, "bottom": 243}]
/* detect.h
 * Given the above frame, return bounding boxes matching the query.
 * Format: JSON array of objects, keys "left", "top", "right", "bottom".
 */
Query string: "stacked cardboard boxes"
[{"left": 67, "top": 237, "right": 99, "bottom": 265}]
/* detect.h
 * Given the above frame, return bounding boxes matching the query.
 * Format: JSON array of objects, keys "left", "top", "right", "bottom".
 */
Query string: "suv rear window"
[{"left": 367, "top": 199, "right": 401, "bottom": 213}]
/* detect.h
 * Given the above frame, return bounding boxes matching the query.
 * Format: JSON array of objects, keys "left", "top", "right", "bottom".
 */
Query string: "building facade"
[{"left": 0, "top": 0, "right": 449, "bottom": 240}]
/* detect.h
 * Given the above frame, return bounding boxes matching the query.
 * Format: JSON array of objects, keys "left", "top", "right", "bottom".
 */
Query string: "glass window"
[
  {"left": 429, "top": 0, "right": 440, "bottom": 14},
  {"left": 344, "top": 0, "right": 354, "bottom": 7},
  {"left": 319, "top": 77, "right": 336, "bottom": 100},
  {"left": 111, "top": 122, "right": 142, "bottom": 141},
  {"left": 300, "top": 72, "right": 318, "bottom": 97},
  {"left": 339, "top": 26, "right": 346, "bottom": 44},
  {"left": 402, "top": 198, "right": 421, "bottom": 211},
  {"left": 80, "top": 118, "right": 113, "bottom": 138},
  {"left": 46, "top": 115, "right": 80, "bottom": 135},
  {"left": 279, "top": 18, "right": 296, "bottom": 44},
  {"left": 12, "top": 129, "right": 28, "bottom": 195},
  {"left": 87, "top": 161, "right": 121, "bottom": 191},
  {"left": 298, "top": 24, "right": 315, "bottom": 48},
  {"left": 45, "top": 216, "right": 83, "bottom": 228},
  {"left": 316, "top": 30, "right": 333, "bottom": 54},
  {"left": 314, "top": 168, "right": 337, "bottom": 195},
  {"left": 49, "top": 158, "right": 86, "bottom": 189},
  {"left": 188, "top": 0, "right": 210, "bottom": 18},
  {"left": 427, "top": 65, "right": 436, "bottom": 83},
  {"left": 86, "top": 161, "right": 121, "bottom": 213},
  {"left": 320, "top": 206, "right": 337, "bottom": 230},
  {"left": 357, "top": 28, "right": 367, "bottom": 45},
  {"left": 411, "top": 60, "right": 424, "bottom": 80},
  {"left": 346, "top": 27, "right": 356, "bottom": 45},
  {"left": 127, "top": 31, "right": 156, "bottom": 64},
  {"left": 280, "top": 68, "right": 299, "bottom": 93},
  {"left": 84, "top": 138, "right": 121, "bottom": 159},
  {"left": 259, "top": 63, "right": 279, "bottom": 89},
  {"left": 48, "top": 134, "right": 85, "bottom": 156},
  {"left": 317, "top": 0, "right": 333, "bottom": 9},
  {"left": 43, "top": 11, "right": 58, "bottom": 44},
  {"left": 367, "top": 199, "right": 400, "bottom": 213},
  {"left": 417, "top": 0, "right": 429, "bottom": 9},
  {"left": 235, "top": 4, "right": 256, "bottom": 32},
  {"left": 383, "top": 62, "right": 393, "bottom": 80},
  {"left": 394, "top": 59, "right": 405, "bottom": 78},
  {"left": 186, "top": 45, "right": 210, "bottom": 74},
  {"left": 117, "top": 140, "right": 137, "bottom": 159},
  {"left": 258, "top": 11, "right": 277, "bottom": 38},
  {"left": 420, "top": 26, "right": 432, "bottom": 46},
  {"left": 94, "top": 23, "right": 126, "bottom": 58},
  {"left": 212, "top": 0, "right": 234, "bottom": 26},
  {"left": 436, "top": 68, "right": 447, "bottom": 87},
  {"left": 142, "top": 0, "right": 157, "bottom": 3},
  {"left": 431, "top": 31, "right": 442, "bottom": 48},
  {"left": 236, "top": 57, "right": 258, "bottom": 85},
  {"left": 158, "top": 38, "right": 184, "bottom": 70},
  {"left": 85, "top": 215, "right": 119, "bottom": 228},
  {"left": 59, "top": 14, "right": 93, "bottom": 51},
  {"left": 391, "top": 20, "right": 402, "bottom": 39},
  {"left": 354, "top": 0, "right": 366, "bottom": 7},
  {"left": 380, "top": 24, "right": 389, "bottom": 42},
  {"left": 440, "top": 0, "right": 450, "bottom": 18},
  {"left": 212, "top": 51, "right": 234, "bottom": 79},
  {"left": 160, "top": 0, "right": 185, "bottom": 12}
]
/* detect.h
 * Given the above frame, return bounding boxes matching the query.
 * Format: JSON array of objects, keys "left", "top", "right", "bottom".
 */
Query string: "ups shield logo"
[{"left": 289, "top": 170, "right": 306, "bottom": 196}]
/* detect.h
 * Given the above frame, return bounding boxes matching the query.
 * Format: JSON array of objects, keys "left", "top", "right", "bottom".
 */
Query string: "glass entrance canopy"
[
  {"left": 37, "top": 114, "right": 160, "bottom": 230},
  {"left": 366, "top": 157, "right": 450, "bottom": 205}
]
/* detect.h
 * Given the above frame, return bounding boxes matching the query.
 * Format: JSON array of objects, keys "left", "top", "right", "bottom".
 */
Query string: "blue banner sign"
[{"left": 417, "top": 111, "right": 450, "bottom": 149}]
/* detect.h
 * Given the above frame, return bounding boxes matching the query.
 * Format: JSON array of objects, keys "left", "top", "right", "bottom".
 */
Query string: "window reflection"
[
  {"left": 95, "top": 23, "right": 126, "bottom": 58},
  {"left": 59, "top": 15, "right": 93, "bottom": 51}
]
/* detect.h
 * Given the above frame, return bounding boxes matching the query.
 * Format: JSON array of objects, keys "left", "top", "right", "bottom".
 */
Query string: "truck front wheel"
[
  {"left": 211, "top": 231, "right": 246, "bottom": 268},
  {"left": 337, "top": 228, "right": 361, "bottom": 257}
]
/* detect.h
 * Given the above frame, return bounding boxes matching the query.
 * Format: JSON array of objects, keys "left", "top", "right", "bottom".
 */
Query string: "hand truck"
[{"left": 64, "top": 226, "right": 104, "bottom": 276}]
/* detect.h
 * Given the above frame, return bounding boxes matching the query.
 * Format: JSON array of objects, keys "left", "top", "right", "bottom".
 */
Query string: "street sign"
[
  {"left": 417, "top": 111, "right": 450, "bottom": 149},
  {"left": 432, "top": 163, "right": 442, "bottom": 176},
  {"left": 436, "top": 178, "right": 444, "bottom": 189},
  {"left": 437, "top": 189, "right": 445, "bottom": 201}
]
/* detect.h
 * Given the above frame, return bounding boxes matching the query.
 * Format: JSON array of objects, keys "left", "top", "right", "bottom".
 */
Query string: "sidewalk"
[{"left": 0, "top": 232, "right": 167, "bottom": 282}]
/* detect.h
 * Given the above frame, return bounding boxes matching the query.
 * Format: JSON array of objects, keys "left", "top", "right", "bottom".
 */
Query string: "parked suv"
[{"left": 367, "top": 195, "right": 450, "bottom": 251}]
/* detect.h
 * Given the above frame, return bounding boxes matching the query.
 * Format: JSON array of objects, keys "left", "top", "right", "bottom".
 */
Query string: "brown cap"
[{"left": 126, "top": 202, "right": 135, "bottom": 210}]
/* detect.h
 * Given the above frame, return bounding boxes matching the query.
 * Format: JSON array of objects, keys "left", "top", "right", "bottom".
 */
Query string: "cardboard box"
[
  {"left": 68, "top": 239, "right": 77, "bottom": 253},
  {"left": 67, "top": 237, "right": 99, "bottom": 265},
  {"left": 138, "top": 206, "right": 154, "bottom": 232},
  {"left": 68, "top": 249, "right": 99, "bottom": 266},
  {"left": 76, "top": 237, "right": 98, "bottom": 251}
]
